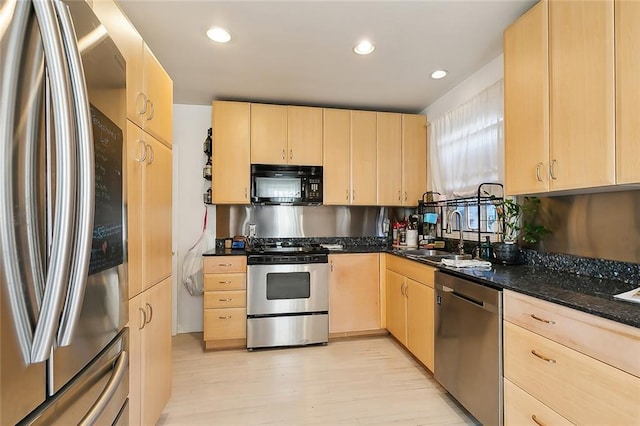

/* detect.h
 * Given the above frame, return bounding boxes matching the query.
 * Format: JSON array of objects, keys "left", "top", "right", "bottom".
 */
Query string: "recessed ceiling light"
[
  {"left": 431, "top": 69, "right": 448, "bottom": 79},
  {"left": 353, "top": 40, "right": 375, "bottom": 55},
  {"left": 206, "top": 27, "right": 231, "bottom": 43}
]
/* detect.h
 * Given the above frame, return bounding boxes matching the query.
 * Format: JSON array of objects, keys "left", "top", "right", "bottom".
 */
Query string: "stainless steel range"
[{"left": 246, "top": 242, "right": 329, "bottom": 350}]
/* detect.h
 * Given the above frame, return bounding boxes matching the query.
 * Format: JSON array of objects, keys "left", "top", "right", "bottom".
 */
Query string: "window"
[{"left": 429, "top": 79, "right": 504, "bottom": 198}]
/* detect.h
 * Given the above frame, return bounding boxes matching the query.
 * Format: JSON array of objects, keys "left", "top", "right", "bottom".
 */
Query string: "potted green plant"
[{"left": 492, "top": 196, "right": 549, "bottom": 264}]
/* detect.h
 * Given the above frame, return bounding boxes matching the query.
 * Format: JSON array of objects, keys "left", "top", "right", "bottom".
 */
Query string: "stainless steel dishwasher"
[{"left": 434, "top": 270, "right": 503, "bottom": 426}]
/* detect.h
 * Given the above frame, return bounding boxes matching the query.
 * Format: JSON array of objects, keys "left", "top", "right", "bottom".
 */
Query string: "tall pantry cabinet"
[{"left": 91, "top": 2, "right": 173, "bottom": 425}]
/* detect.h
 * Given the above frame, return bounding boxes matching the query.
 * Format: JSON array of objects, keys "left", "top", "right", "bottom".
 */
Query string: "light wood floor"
[{"left": 157, "top": 334, "right": 478, "bottom": 425}]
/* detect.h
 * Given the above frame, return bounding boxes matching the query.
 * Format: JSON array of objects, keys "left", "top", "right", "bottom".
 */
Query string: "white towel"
[
  {"left": 441, "top": 258, "right": 493, "bottom": 269},
  {"left": 320, "top": 244, "right": 344, "bottom": 250}
]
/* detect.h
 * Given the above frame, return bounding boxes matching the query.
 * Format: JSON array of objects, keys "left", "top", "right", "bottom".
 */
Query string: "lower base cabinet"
[
  {"left": 129, "top": 277, "right": 172, "bottom": 426},
  {"left": 328, "top": 253, "right": 381, "bottom": 336},
  {"left": 385, "top": 255, "right": 435, "bottom": 371},
  {"left": 203, "top": 256, "right": 247, "bottom": 350}
]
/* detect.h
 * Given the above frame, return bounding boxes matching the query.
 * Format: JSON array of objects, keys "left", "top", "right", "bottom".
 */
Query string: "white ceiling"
[{"left": 118, "top": 0, "right": 536, "bottom": 114}]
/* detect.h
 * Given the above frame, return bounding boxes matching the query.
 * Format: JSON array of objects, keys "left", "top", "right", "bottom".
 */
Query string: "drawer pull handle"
[
  {"left": 218, "top": 315, "right": 232, "bottom": 320},
  {"left": 218, "top": 263, "right": 232, "bottom": 267},
  {"left": 531, "top": 350, "right": 556, "bottom": 363},
  {"left": 219, "top": 298, "right": 232, "bottom": 302},
  {"left": 219, "top": 281, "right": 232, "bottom": 284},
  {"left": 531, "top": 415, "right": 546, "bottom": 426},
  {"left": 531, "top": 314, "right": 555, "bottom": 324}
]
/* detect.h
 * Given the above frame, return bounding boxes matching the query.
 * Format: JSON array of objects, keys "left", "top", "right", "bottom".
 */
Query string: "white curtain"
[{"left": 429, "top": 79, "right": 504, "bottom": 198}]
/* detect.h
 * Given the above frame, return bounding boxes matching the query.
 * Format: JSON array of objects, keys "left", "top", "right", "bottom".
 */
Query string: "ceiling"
[{"left": 118, "top": 0, "right": 536, "bottom": 114}]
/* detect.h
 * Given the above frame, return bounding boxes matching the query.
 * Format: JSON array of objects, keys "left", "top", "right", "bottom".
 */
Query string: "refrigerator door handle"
[
  {"left": 31, "top": 0, "right": 78, "bottom": 364},
  {"left": 54, "top": 0, "right": 95, "bottom": 347},
  {"left": 0, "top": 0, "right": 36, "bottom": 364},
  {"left": 78, "top": 350, "right": 128, "bottom": 426}
]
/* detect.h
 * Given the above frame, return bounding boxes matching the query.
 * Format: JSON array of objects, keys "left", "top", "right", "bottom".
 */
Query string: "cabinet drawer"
[
  {"left": 504, "top": 378, "right": 574, "bottom": 426},
  {"left": 204, "top": 290, "right": 246, "bottom": 309},
  {"left": 204, "top": 273, "right": 246, "bottom": 291},
  {"left": 203, "top": 308, "right": 246, "bottom": 341},
  {"left": 504, "top": 321, "right": 640, "bottom": 425},
  {"left": 504, "top": 290, "right": 640, "bottom": 377},
  {"left": 203, "top": 256, "right": 246, "bottom": 274},
  {"left": 385, "top": 254, "right": 435, "bottom": 287}
]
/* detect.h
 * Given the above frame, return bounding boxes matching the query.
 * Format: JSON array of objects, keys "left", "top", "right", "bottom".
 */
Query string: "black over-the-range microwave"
[{"left": 250, "top": 164, "right": 323, "bottom": 205}]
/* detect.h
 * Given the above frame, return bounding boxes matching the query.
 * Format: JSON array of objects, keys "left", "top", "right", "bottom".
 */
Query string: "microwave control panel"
[{"left": 307, "top": 177, "right": 322, "bottom": 201}]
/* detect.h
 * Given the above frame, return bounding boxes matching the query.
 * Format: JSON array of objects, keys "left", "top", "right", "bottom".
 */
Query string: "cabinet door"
[
  {"left": 126, "top": 122, "right": 144, "bottom": 299},
  {"left": 323, "top": 108, "right": 351, "bottom": 205},
  {"left": 504, "top": 1, "right": 549, "bottom": 196},
  {"left": 504, "top": 379, "right": 574, "bottom": 426},
  {"left": 143, "top": 135, "right": 172, "bottom": 291},
  {"left": 377, "top": 112, "right": 402, "bottom": 206},
  {"left": 91, "top": 0, "right": 144, "bottom": 127},
  {"left": 401, "top": 114, "right": 427, "bottom": 206},
  {"left": 549, "top": 0, "right": 615, "bottom": 191},
  {"left": 328, "top": 254, "right": 380, "bottom": 334},
  {"left": 407, "top": 279, "right": 434, "bottom": 371},
  {"left": 385, "top": 269, "right": 407, "bottom": 345},
  {"left": 141, "top": 278, "right": 172, "bottom": 426},
  {"left": 615, "top": 0, "right": 640, "bottom": 184},
  {"left": 287, "top": 106, "right": 322, "bottom": 165},
  {"left": 251, "top": 104, "right": 288, "bottom": 165},
  {"left": 351, "top": 110, "right": 377, "bottom": 205},
  {"left": 128, "top": 293, "right": 144, "bottom": 426},
  {"left": 143, "top": 45, "right": 173, "bottom": 147},
  {"left": 212, "top": 101, "right": 251, "bottom": 204}
]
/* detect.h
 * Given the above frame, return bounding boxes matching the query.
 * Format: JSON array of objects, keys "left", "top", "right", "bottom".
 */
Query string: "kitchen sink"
[{"left": 400, "top": 249, "right": 472, "bottom": 263}]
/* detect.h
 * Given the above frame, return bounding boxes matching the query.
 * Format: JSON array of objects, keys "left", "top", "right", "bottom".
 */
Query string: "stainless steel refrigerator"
[{"left": 1, "top": 1, "right": 129, "bottom": 424}]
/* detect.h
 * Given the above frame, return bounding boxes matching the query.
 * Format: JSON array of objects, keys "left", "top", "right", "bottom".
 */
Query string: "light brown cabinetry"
[
  {"left": 203, "top": 256, "right": 247, "bottom": 350},
  {"left": 212, "top": 101, "right": 251, "bottom": 204},
  {"left": 251, "top": 104, "right": 322, "bottom": 165},
  {"left": 384, "top": 255, "right": 435, "bottom": 370},
  {"left": 91, "top": 1, "right": 173, "bottom": 146},
  {"left": 328, "top": 254, "right": 380, "bottom": 336},
  {"left": 504, "top": 0, "right": 615, "bottom": 195},
  {"left": 376, "top": 113, "right": 427, "bottom": 206},
  {"left": 126, "top": 122, "right": 173, "bottom": 299},
  {"left": 323, "top": 108, "right": 351, "bottom": 204},
  {"left": 129, "top": 277, "right": 172, "bottom": 426},
  {"left": 503, "top": 290, "right": 640, "bottom": 426},
  {"left": 401, "top": 114, "right": 427, "bottom": 207},
  {"left": 351, "top": 111, "right": 377, "bottom": 205},
  {"left": 377, "top": 112, "right": 402, "bottom": 205},
  {"left": 615, "top": 0, "right": 640, "bottom": 184}
]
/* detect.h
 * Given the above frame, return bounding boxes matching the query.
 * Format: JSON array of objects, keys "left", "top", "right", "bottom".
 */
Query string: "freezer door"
[
  {"left": 49, "top": 0, "right": 127, "bottom": 395},
  {"left": 20, "top": 328, "right": 129, "bottom": 426}
]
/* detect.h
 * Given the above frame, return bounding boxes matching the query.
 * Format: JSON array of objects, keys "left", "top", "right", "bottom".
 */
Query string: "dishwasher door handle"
[{"left": 442, "top": 285, "right": 485, "bottom": 308}]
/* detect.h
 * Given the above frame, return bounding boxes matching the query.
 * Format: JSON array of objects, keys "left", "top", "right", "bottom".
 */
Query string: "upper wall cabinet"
[
  {"left": 323, "top": 108, "right": 352, "bottom": 205},
  {"left": 402, "top": 114, "right": 427, "bottom": 206},
  {"left": 351, "top": 110, "right": 378, "bottom": 205},
  {"left": 504, "top": 0, "right": 615, "bottom": 195},
  {"left": 377, "top": 112, "right": 403, "bottom": 206},
  {"left": 615, "top": 0, "right": 640, "bottom": 184},
  {"left": 250, "top": 104, "right": 322, "bottom": 165},
  {"left": 91, "top": 1, "right": 173, "bottom": 146},
  {"left": 376, "top": 113, "right": 427, "bottom": 207},
  {"left": 212, "top": 101, "right": 251, "bottom": 204}
]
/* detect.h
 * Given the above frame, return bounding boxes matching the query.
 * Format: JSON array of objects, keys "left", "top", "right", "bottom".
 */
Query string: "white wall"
[
  {"left": 172, "top": 104, "right": 215, "bottom": 334},
  {"left": 422, "top": 54, "right": 503, "bottom": 118}
]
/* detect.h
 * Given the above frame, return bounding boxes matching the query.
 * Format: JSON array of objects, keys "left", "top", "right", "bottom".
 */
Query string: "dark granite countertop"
[
  {"left": 387, "top": 250, "right": 640, "bottom": 329},
  {"left": 203, "top": 248, "right": 247, "bottom": 256},
  {"left": 202, "top": 242, "right": 639, "bottom": 328}
]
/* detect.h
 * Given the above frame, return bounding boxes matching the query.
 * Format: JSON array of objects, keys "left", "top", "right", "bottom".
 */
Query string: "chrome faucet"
[{"left": 446, "top": 210, "right": 465, "bottom": 255}]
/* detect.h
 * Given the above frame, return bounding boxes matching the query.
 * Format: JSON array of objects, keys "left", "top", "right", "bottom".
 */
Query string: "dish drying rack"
[{"left": 418, "top": 183, "right": 504, "bottom": 249}]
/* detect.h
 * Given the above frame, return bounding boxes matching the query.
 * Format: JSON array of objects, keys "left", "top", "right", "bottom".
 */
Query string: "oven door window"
[{"left": 266, "top": 272, "right": 310, "bottom": 300}]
